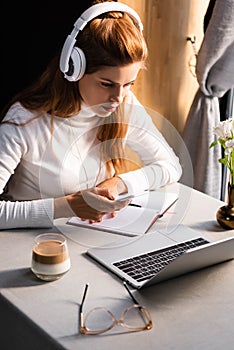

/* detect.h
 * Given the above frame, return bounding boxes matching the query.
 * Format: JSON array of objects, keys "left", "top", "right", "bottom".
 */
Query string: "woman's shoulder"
[{"left": 2, "top": 102, "right": 37, "bottom": 123}]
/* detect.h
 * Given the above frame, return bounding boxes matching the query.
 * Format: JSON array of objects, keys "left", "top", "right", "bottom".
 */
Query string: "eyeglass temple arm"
[
  {"left": 79, "top": 283, "right": 89, "bottom": 333},
  {"left": 123, "top": 281, "right": 153, "bottom": 329},
  {"left": 123, "top": 281, "right": 140, "bottom": 305}
]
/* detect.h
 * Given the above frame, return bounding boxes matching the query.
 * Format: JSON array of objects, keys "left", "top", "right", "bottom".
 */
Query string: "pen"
[{"left": 128, "top": 203, "right": 142, "bottom": 208}]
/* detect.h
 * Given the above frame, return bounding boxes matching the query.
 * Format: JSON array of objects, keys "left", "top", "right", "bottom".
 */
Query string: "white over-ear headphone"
[{"left": 59, "top": 1, "right": 143, "bottom": 82}]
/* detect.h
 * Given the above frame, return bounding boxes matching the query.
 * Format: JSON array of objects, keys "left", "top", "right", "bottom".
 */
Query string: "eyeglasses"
[{"left": 79, "top": 281, "right": 153, "bottom": 335}]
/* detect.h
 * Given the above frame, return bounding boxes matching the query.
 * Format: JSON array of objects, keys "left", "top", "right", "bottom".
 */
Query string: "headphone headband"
[
  {"left": 60, "top": 1, "right": 143, "bottom": 81},
  {"left": 73, "top": 2, "right": 143, "bottom": 33}
]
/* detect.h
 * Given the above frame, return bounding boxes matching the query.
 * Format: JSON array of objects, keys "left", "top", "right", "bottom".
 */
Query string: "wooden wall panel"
[{"left": 122, "top": 0, "right": 210, "bottom": 134}]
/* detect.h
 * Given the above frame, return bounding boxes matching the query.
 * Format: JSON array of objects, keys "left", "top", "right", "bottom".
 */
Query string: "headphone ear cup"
[{"left": 65, "top": 47, "right": 86, "bottom": 82}]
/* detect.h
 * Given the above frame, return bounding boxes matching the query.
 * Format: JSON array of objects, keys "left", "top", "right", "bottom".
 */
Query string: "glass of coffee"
[{"left": 31, "top": 233, "right": 71, "bottom": 281}]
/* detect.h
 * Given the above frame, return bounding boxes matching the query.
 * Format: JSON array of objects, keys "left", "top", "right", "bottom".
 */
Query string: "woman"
[{"left": 0, "top": 0, "right": 182, "bottom": 229}]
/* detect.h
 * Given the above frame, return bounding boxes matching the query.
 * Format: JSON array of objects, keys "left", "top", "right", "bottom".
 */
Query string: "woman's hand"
[
  {"left": 97, "top": 176, "right": 128, "bottom": 198},
  {"left": 96, "top": 176, "right": 128, "bottom": 220},
  {"left": 54, "top": 186, "right": 130, "bottom": 223}
]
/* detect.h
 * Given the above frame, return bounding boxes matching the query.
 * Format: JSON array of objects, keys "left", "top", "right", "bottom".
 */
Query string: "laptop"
[{"left": 86, "top": 225, "right": 234, "bottom": 289}]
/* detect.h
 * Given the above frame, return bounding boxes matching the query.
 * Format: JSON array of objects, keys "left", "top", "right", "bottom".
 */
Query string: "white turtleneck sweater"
[{"left": 0, "top": 92, "right": 182, "bottom": 229}]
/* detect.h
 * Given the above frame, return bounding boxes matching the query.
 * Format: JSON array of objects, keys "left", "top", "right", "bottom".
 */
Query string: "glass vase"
[{"left": 216, "top": 182, "right": 234, "bottom": 229}]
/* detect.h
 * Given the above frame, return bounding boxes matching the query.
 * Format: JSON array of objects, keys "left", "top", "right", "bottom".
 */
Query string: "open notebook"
[{"left": 66, "top": 191, "right": 178, "bottom": 237}]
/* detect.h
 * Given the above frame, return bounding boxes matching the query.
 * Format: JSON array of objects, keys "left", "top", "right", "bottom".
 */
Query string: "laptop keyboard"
[{"left": 113, "top": 237, "right": 209, "bottom": 282}]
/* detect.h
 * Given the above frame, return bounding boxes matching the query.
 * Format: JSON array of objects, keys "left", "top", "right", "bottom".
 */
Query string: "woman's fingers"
[
  {"left": 80, "top": 188, "right": 130, "bottom": 213},
  {"left": 67, "top": 187, "right": 130, "bottom": 222}
]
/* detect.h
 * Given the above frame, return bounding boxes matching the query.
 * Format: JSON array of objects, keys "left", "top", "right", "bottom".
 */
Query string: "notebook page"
[{"left": 67, "top": 205, "right": 158, "bottom": 237}]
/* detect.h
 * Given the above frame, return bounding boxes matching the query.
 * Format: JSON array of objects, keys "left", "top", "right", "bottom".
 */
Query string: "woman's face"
[{"left": 78, "top": 62, "right": 142, "bottom": 117}]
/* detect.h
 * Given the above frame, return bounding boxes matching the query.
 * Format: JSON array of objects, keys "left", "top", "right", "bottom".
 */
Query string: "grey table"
[{"left": 1, "top": 183, "right": 234, "bottom": 350}]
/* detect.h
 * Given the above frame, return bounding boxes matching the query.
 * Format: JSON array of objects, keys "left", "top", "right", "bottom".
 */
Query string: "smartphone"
[{"left": 117, "top": 194, "right": 134, "bottom": 202}]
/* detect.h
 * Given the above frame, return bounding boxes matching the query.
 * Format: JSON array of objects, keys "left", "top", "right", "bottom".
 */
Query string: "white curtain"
[{"left": 183, "top": 0, "right": 234, "bottom": 199}]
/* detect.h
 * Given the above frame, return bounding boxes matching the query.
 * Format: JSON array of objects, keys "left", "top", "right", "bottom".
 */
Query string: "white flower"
[
  {"left": 213, "top": 119, "right": 234, "bottom": 139},
  {"left": 225, "top": 139, "right": 234, "bottom": 156},
  {"left": 225, "top": 139, "right": 234, "bottom": 148},
  {"left": 210, "top": 117, "right": 234, "bottom": 185},
  {"left": 225, "top": 147, "right": 233, "bottom": 155}
]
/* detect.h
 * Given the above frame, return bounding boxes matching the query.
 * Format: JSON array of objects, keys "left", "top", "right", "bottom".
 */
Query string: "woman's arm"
[
  {"left": 117, "top": 98, "right": 182, "bottom": 195},
  {"left": 0, "top": 114, "right": 130, "bottom": 229},
  {"left": 0, "top": 122, "right": 55, "bottom": 229},
  {"left": 0, "top": 198, "right": 54, "bottom": 230}
]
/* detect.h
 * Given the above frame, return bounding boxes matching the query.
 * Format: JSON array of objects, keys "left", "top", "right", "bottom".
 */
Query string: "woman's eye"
[
  {"left": 100, "top": 81, "right": 134, "bottom": 88},
  {"left": 100, "top": 82, "right": 112, "bottom": 87},
  {"left": 125, "top": 82, "right": 134, "bottom": 87}
]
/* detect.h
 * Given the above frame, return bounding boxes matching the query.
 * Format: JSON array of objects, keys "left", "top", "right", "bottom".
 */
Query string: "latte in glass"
[{"left": 31, "top": 233, "right": 71, "bottom": 281}]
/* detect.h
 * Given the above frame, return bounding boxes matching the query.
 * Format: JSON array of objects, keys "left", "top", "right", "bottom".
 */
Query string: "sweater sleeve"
[
  {"left": 0, "top": 107, "right": 55, "bottom": 229},
  {"left": 118, "top": 95, "right": 182, "bottom": 195},
  {"left": 0, "top": 198, "right": 54, "bottom": 230}
]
